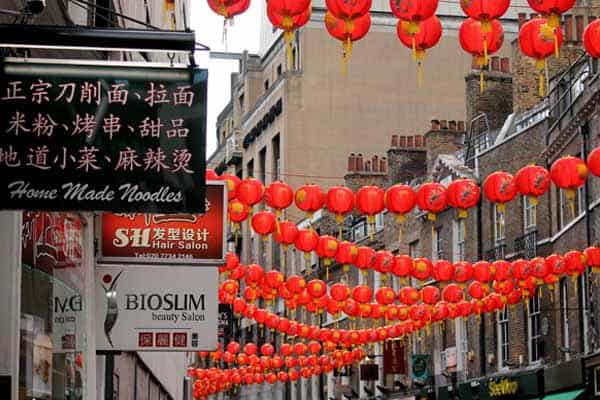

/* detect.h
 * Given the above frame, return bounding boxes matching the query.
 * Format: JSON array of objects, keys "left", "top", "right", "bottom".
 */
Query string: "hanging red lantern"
[
  {"left": 390, "top": 0, "right": 438, "bottom": 26},
  {"left": 530, "top": 256, "right": 549, "bottom": 285},
  {"left": 433, "top": 259, "right": 455, "bottom": 283},
  {"left": 343, "top": 299, "right": 359, "bottom": 317},
  {"left": 261, "top": 343, "right": 275, "bottom": 357},
  {"left": 219, "top": 173, "right": 241, "bottom": 200},
  {"left": 307, "top": 279, "right": 327, "bottom": 298},
  {"left": 295, "top": 229, "right": 319, "bottom": 270},
  {"left": 446, "top": 178, "right": 481, "bottom": 218},
  {"left": 421, "top": 285, "right": 441, "bottom": 305},
  {"left": 564, "top": 250, "right": 586, "bottom": 279},
  {"left": 468, "top": 281, "right": 488, "bottom": 299},
  {"left": 336, "top": 241, "right": 359, "bottom": 273},
  {"left": 375, "top": 287, "right": 396, "bottom": 305},
  {"left": 295, "top": 184, "right": 325, "bottom": 219},
  {"left": 397, "top": 16, "right": 443, "bottom": 86},
  {"left": 585, "top": 247, "right": 600, "bottom": 272},
  {"left": 265, "top": 181, "right": 294, "bottom": 215},
  {"left": 412, "top": 257, "right": 433, "bottom": 281},
  {"left": 374, "top": 250, "right": 394, "bottom": 279},
  {"left": 244, "top": 343, "right": 258, "bottom": 356},
  {"left": 512, "top": 259, "right": 532, "bottom": 284},
  {"left": 228, "top": 199, "right": 250, "bottom": 230},
  {"left": 227, "top": 341, "right": 241, "bottom": 354},
  {"left": 286, "top": 275, "right": 307, "bottom": 294},
  {"left": 356, "top": 246, "right": 376, "bottom": 275},
  {"left": 233, "top": 297, "right": 247, "bottom": 315},
  {"left": 245, "top": 264, "right": 264, "bottom": 287},
  {"left": 267, "top": 0, "right": 311, "bottom": 68},
  {"left": 442, "top": 283, "right": 464, "bottom": 303},
  {"left": 385, "top": 184, "right": 416, "bottom": 241},
  {"left": 356, "top": 186, "right": 385, "bottom": 239},
  {"left": 352, "top": 285, "right": 373, "bottom": 303},
  {"left": 416, "top": 181, "right": 447, "bottom": 221},
  {"left": 461, "top": 0, "right": 509, "bottom": 29},
  {"left": 587, "top": 146, "right": 600, "bottom": 176},
  {"left": 317, "top": 235, "right": 339, "bottom": 278},
  {"left": 274, "top": 220, "right": 298, "bottom": 250},
  {"left": 546, "top": 254, "right": 566, "bottom": 276},
  {"left": 453, "top": 261, "right": 473, "bottom": 284},
  {"left": 294, "top": 342, "right": 308, "bottom": 356},
  {"left": 222, "top": 279, "right": 240, "bottom": 296},
  {"left": 393, "top": 254, "right": 413, "bottom": 283},
  {"left": 265, "top": 270, "right": 284, "bottom": 289},
  {"left": 325, "top": 11, "right": 372, "bottom": 75},
  {"left": 492, "top": 259, "right": 511, "bottom": 281},
  {"left": 584, "top": 20, "right": 600, "bottom": 58},
  {"left": 330, "top": 282, "right": 351, "bottom": 302},
  {"left": 251, "top": 211, "right": 277, "bottom": 239},
  {"left": 327, "top": 0, "right": 371, "bottom": 19},
  {"left": 519, "top": 18, "right": 564, "bottom": 96},
  {"left": 398, "top": 286, "right": 420, "bottom": 305},
  {"left": 459, "top": 18, "right": 504, "bottom": 91},
  {"left": 326, "top": 186, "right": 355, "bottom": 229},
  {"left": 515, "top": 164, "right": 551, "bottom": 204},
  {"left": 551, "top": 156, "right": 588, "bottom": 216},
  {"left": 473, "top": 261, "right": 493, "bottom": 286},
  {"left": 483, "top": 171, "right": 517, "bottom": 212},
  {"left": 526, "top": 0, "right": 575, "bottom": 28},
  {"left": 207, "top": 0, "right": 250, "bottom": 20},
  {"left": 237, "top": 177, "right": 265, "bottom": 209}
]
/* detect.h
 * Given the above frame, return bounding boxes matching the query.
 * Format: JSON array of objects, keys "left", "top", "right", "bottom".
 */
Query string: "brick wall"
[{"left": 424, "top": 120, "right": 466, "bottom": 172}]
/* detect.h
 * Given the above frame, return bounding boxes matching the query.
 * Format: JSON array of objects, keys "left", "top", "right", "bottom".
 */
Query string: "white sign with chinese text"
[{"left": 95, "top": 266, "right": 217, "bottom": 351}]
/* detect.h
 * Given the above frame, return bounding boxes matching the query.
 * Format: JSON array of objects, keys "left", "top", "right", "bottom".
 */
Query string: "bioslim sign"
[{"left": 95, "top": 266, "right": 217, "bottom": 351}]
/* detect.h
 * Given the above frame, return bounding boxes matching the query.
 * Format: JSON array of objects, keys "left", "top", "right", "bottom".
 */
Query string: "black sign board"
[
  {"left": 0, "top": 376, "right": 10, "bottom": 398},
  {"left": 218, "top": 303, "right": 233, "bottom": 339},
  {"left": 0, "top": 60, "right": 207, "bottom": 213},
  {"left": 360, "top": 364, "right": 379, "bottom": 381}
]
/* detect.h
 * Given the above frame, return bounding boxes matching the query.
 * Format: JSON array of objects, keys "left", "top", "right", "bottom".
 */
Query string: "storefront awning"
[{"left": 542, "top": 389, "right": 585, "bottom": 400}]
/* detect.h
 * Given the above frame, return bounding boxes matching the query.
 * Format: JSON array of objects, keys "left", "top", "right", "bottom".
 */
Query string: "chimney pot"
[
  {"left": 449, "top": 120, "right": 457, "bottom": 130},
  {"left": 399, "top": 136, "right": 407, "bottom": 147},
  {"left": 391, "top": 134, "right": 399, "bottom": 147},
  {"left": 365, "top": 160, "right": 371, "bottom": 172},
  {"left": 500, "top": 57, "right": 510, "bottom": 73},
  {"left": 518, "top": 13, "right": 527, "bottom": 28},
  {"left": 576, "top": 15, "right": 584, "bottom": 42},
  {"left": 348, "top": 154, "right": 354, "bottom": 172},
  {"left": 372, "top": 155, "right": 379, "bottom": 172},
  {"left": 440, "top": 120, "right": 448, "bottom": 129},
  {"left": 415, "top": 135, "right": 423, "bottom": 147},
  {"left": 357, "top": 153, "right": 364, "bottom": 171},
  {"left": 407, "top": 136, "right": 414, "bottom": 147},
  {"left": 457, "top": 121, "right": 465, "bottom": 131},
  {"left": 431, "top": 119, "right": 440, "bottom": 130},
  {"left": 381, "top": 157, "right": 387, "bottom": 174},
  {"left": 564, "top": 15, "right": 573, "bottom": 41},
  {"left": 491, "top": 56, "right": 500, "bottom": 72}
]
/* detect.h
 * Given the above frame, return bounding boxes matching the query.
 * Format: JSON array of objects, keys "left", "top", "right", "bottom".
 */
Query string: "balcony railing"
[
  {"left": 514, "top": 230, "right": 537, "bottom": 259},
  {"left": 225, "top": 135, "right": 242, "bottom": 165},
  {"left": 485, "top": 243, "right": 506, "bottom": 261}
]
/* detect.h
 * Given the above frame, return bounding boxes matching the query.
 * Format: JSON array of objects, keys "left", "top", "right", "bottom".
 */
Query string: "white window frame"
[
  {"left": 497, "top": 306, "right": 509, "bottom": 370},
  {"left": 453, "top": 220, "right": 465, "bottom": 262},
  {"left": 523, "top": 196, "right": 536, "bottom": 233},
  {"left": 559, "top": 186, "right": 585, "bottom": 228},
  {"left": 528, "top": 290, "right": 542, "bottom": 364},
  {"left": 560, "top": 278, "right": 570, "bottom": 361},
  {"left": 375, "top": 212, "right": 385, "bottom": 232},
  {"left": 493, "top": 204, "right": 505, "bottom": 245},
  {"left": 409, "top": 241, "right": 419, "bottom": 258},
  {"left": 455, "top": 317, "right": 468, "bottom": 375}
]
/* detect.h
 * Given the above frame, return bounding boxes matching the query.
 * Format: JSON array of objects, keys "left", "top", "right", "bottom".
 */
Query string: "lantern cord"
[
  {"left": 412, "top": 36, "right": 417, "bottom": 61},
  {"left": 417, "top": 61, "right": 423, "bottom": 88},
  {"left": 539, "top": 71, "right": 545, "bottom": 97},
  {"left": 284, "top": 31, "right": 294, "bottom": 70},
  {"left": 480, "top": 69, "right": 484, "bottom": 94},
  {"left": 483, "top": 38, "right": 488, "bottom": 66},
  {"left": 554, "top": 33, "right": 560, "bottom": 58},
  {"left": 222, "top": 18, "right": 228, "bottom": 50}
]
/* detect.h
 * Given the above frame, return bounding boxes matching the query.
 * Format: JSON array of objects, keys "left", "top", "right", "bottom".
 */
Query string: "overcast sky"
[{"left": 190, "top": 0, "right": 263, "bottom": 159}]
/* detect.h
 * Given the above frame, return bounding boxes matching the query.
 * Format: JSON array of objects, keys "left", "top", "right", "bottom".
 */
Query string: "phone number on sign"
[{"left": 133, "top": 252, "right": 194, "bottom": 259}]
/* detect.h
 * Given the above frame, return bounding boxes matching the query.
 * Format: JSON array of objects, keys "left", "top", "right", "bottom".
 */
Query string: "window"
[
  {"left": 264, "top": 80, "right": 269, "bottom": 92},
  {"left": 453, "top": 220, "right": 465, "bottom": 262},
  {"left": 432, "top": 227, "right": 443, "bottom": 261},
  {"left": 409, "top": 240, "right": 419, "bottom": 258},
  {"left": 272, "top": 134, "right": 280, "bottom": 181},
  {"left": 493, "top": 204, "right": 505, "bottom": 244},
  {"left": 528, "top": 289, "right": 542, "bottom": 364},
  {"left": 560, "top": 278, "right": 570, "bottom": 361},
  {"left": 559, "top": 186, "right": 584, "bottom": 228},
  {"left": 95, "top": 0, "right": 114, "bottom": 27},
  {"left": 277, "top": 64, "right": 282, "bottom": 77},
  {"left": 292, "top": 47, "right": 297, "bottom": 70},
  {"left": 523, "top": 196, "right": 537, "bottom": 232},
  {"left": 246, "top": 159, "right": 254, "bottom": 178},
  {"left": 259, "top": 147, "right": 266, "bottom": 184},
  {"left": 238, "top": 93, "right": 245, "bottom": 114},
  {"left": 455, "top": 317, "right": 468, "bottom": 374},
  {"left": 497, "top": 306, "right": 509, "bottom": 368},
  {"left": 375, "top": 212, "right": 385, "bottom": 232},
  {"left": 352, "top": 218, "right": 368, "bottom": 242}
]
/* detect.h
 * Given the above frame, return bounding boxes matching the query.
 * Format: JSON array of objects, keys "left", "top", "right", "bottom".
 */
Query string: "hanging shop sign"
[
  {"left": 360, "top": 363, "right": 379, "bottom": 381},
  {"left": 95, "top": 266, "right": 217, "bottom": 352},
  {"left": 218, "top": 304, "right": 233, "bottom": 339},
  {"left": 0, "top": 59, "right": 207, "bottom": 213},
  {"left": 383, "top": 339, "right": 405, "bottom": 375},
  {"left": 99, "top": 182, "right": 226, "bottom": 265},
  {"left": 411, "top": 354, "right": 429, "bottom": 383}
]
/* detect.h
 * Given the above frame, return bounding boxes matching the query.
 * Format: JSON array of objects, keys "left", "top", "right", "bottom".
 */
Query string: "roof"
[{"left": 431, "top": 154, "right": 476, "bottom": 180}]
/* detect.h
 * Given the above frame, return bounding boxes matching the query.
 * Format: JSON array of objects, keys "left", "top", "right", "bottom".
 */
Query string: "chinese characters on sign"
[
  {"left": 0, "top": 61, "right": 207, "bottom": 213},
  {"left": 99, "top": 183, "right": 226, "bottom": 265}
]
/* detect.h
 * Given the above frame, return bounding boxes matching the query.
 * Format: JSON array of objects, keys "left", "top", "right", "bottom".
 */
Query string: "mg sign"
[{"left": 95, "top": 266, "right": 217, "bottom": 351}]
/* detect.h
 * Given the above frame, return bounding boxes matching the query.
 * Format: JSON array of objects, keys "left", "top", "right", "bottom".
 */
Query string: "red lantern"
[
  {"left": 446, "top": 178, "right": 481, "bottom": 218},
  {"left": 336, "top": 241, "right": 359, "bottom": 273},
  {"left": 326, "top": 186, "right": 355, "bottom": 227},
  {"left": 295, "top": 229, "right": 319, "bottom": 269},
  {"left": 222, "top": 279, "right": 239, "bottom": 296},
  {"left": 207, "top": 0, "right": 250, "bottom": 19},
  {"left": 416, "top": 181, "right": 447, "bottom": 221},
  {"left": 245, "top": 264, "right": 264, "bottom": 287},
  {"left": 519, "top": 18, "right": 564, "bottom": 96},
  {"left": 228, "top": 199, "right": 250, "bottom": 230},
  {"left": 356, "top": 186, "right": 385, "bottom": 238},
  {"left": 307, "top": 279, "right": 327, "bottom": 298},
  {"left": 442, "top": 284, "right": 464, "bottom": 303},
  {"left": 398, "top": 286, "right": 420, "bottom": 305},
  {"left": 588, "top": 146, "right": 600, "bottom": 176},
  {"left": 390, "top": 0, "right": 438, "bottom": 26},
  {"left": 584, "top": 19, "right": 600, "bottom": 59},
  {"left": 551, "top": 156, "right": 588, "bottom": 214},
  {"left": 356, "top": 246, "right": 376, "bottom": 275},
  {"left": 286, "top": 275, "right": 307, "bottom": 294},
  {"left": 564, "top": 250, "right": 586, "bottom": 278},
  {"left": 483, "top": 171, "right": 517, "bottom": 212},
  {"left": 421, "top": 285, "right": 440, "bottom": 305},
  {"left": 374, "top": 250, "right": 394, "bottom": 278},
  {"left": 325, "top": 11, "right": 372, "bottom": 75},
  {"left": 267, "top": 0, "right": 311, "bottom": 67},
  {"left": 461, "top": 0, "right": 509, "bottom": 28},
  {"left": 412, "top": 257, "right": 433, "bottom": 281},
  {"left": 227, "top": 341, "right": 241, "bottom": 354},
  {"left": 308, "top": 341, "right": 322, "bottom": 354},
  {"left": 352, "top": 285, "right": 373, "bottom": 303},
  {"left": 459, "top": 18, "right": 504, "bottom": 88},
  {"left": 473, "top": 261, "right": 492, "bottom": 285},
  {"left": 261, "top": 343, "right": 275, "bottom": 357},
  {"left": 295, "top": 184, "right": 325, "bottom": 219},
  {"left": 327, "top": 0, "right": 371, "bottom": 19},
  {"left": 278, "top": 371, "right": 289, "bottom": 383},
  {"left": 531, "top": 257, "right": 549, "bottom": 285},
  {"left": 251, "top": 211, "right": 277, "bottom": 239},
  {"left": 515, "top": 164, "right": 551, "bottom": 204},
  {"left": 265, "top": 270, "right": 284, "bottom": 289},
  {"left": 294, "top": 342, "right": 308, "bottom": 356},
  {"left": 265, "top": 181, "right": 294, "bottom": 214},
  {"left": 237, "top": 177, "right": 265, "bottom": 209},
  {"left": 468, "top": 281, "right": 488, "bottom": 299},
  {"left": 526, "top": 0, "right": 575, "bottom": 28},
  {"left": 317, "top": 235, "right": 339, "bottom": 272},
  {"left": 433, "top": 260, "right": 455, "bottom": 282},
  {"left": 493, "top": 259, "right": 512, "bottom": 281},
  {"left": 330, "top": 283, "right": 350, "bottom": 302},
  {"left": 512, "top": 259, "right": 532, "bottom": 283},
  {"left": 385, "top": 184, "right": 417, "bottom": 241},
  {"left": 375, "top": 287, "right": 396, "bottom": 305},
  {"left": 244, "top": 343, "right": 257, "bottom": 355},
  {"left": 274, "top": 220, "right": 298, "bottom": 249},
  {"left": 546, "top": 254, "right": 566, "bottom": 276},
  {"left": 453, "top": 261, "right": 473, "bottom": 284},
  {"left": 393, "top": 255, "right": 413, "bottom": 283},
  {"left": 585, "top": 247, "right": 600, "bottom": 272},
  {"left": 397, "top": 16, "right": 443, "bottom": 86},
  {"left": 219, "top": 173, "right": 241, "bottom": 200}
]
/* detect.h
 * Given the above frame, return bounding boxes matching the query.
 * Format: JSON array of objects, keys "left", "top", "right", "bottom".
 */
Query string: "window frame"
[
  {"left": 453, "top": 219, "right": 465, "bottom": 262},
  {"left": 497, "top": 306, "right": 509, "bottom": 369},
  {"left": 523, "top": 196, "right": 537, "bottom": 233},
  {"left": 528, "top": 290, "right": 542, "bottom": 364},
  {"left": 493, "top": 204, "right": 505, "bottom": 245}
]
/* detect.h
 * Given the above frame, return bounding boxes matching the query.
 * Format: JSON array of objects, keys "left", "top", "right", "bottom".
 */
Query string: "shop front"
[
  {"left": 542, "top": 359, "right": 586, "bottom": 400},
  {"left": 585, "top": 352, "right": 600, "bottom": 398},
  {"left": 438, "top": 370, "right": 543, "bottom": 400}
]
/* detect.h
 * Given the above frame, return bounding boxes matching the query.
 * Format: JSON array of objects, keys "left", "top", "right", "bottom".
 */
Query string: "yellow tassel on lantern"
[
  {"left": 284, "top": 30, "right": 295, "bottom": 70},
  {"left": 416, "top": 49, "right": 425, "bottom": 88},
  {"left": 566, "top": 189, "right": 576, "bottom": 218},
  {"left": 396, "top": 214, "right": 405, "bottom": 243},
  {"left": 536, "top": 58, "right": 546, "bottom": 98},
  {"left": 483, "top": 38, "right": 488, "bottom": 66}
]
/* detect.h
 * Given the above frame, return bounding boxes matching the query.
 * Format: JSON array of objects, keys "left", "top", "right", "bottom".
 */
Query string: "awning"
[{"left": 543, "top": 389, "right": 585, "bottom": 400}]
